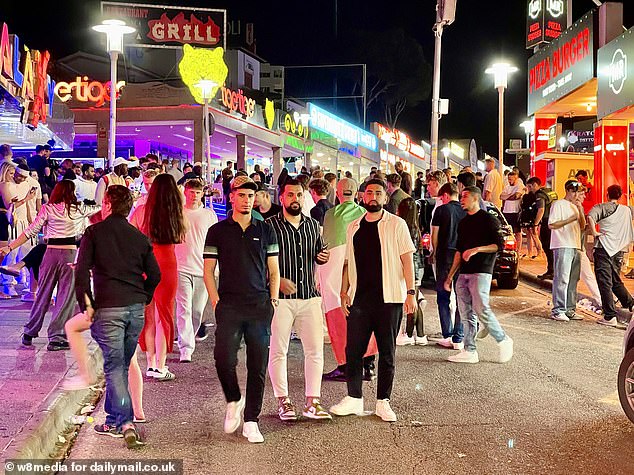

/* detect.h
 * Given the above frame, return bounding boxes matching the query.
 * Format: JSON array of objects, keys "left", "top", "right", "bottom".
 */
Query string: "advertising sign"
[
  {"left": 55, "top": 77, "right": 125, "bottom": 107},
  {"left": 527, "top": 10, "right": 597, "bottom": 116},
  {"left": 308, "top": 103, "right": 377, "bottom": 152},
  {"left": 597, "top": 27, "right": 634, "bottom": 119},
  {"left": 101, "top": 2, "right": 226, "bottom": 49},
  {"left": 526, "top": 0, "right": 567, "bottom": 49},
  {"left": 279, "top": 110, "right": 309, "bottom": 139},
  {"left": 374, "top": 123, "right": 425, "bottom": 159}
]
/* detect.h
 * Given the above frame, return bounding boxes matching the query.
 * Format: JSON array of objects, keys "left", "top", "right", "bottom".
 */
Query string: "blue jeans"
[
  {"left": 552, "top": 248, "right": 581, "bottom": 318},
  {"left": 435, "top": 251, "right": 463, "bottom": 343},
  {"left": 90, "top": 303, "right": 145, "bottom": 430},
  {"left": 455, "top": 273, "right": 506, "bottom": 352}
]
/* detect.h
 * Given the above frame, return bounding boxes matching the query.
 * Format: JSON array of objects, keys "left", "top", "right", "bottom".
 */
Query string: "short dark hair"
[
  {"left": 308, "top": 178, "right": 330, "bottom": 197},
  {"left": 438, "top": 182, "right": 458, "bottom": 197},
  {"left": 324, "top": 172, "right": 336, "bottom": 183},
  {"left": 295, "top": 174, "right": 310, "bottom": 189},
  {"left": 35, "top": 145, "right": 45, "bottom": 153},
  {"left": 0, "top": 144, "right": 11, "bottom": 158},
  {"left": 456, "top": 172, "right": 476, "bottom": 188},
  {"left": 607, "top": 184, "right": 622, "bottom": 200},
  {"left": 364, "top": 178, "right": 387, "bottom": 191},
  {"left": 184, "top": 179, "right": 204, "bottom": 191},
  {"left": 386, "top": 173, "right": 402, "bottom": 186},
  {"left": 105, "top": 185, "right": 133, "bottom": 217},
  {"left": 81, "top": 163, "right": 94, "bottom": 174},
  {"left": 463, "top": 185, "right": 482, "bottom": 197},
  {"left": 281, "top": 177, "right": 302, "bottom": 194},
  {"left": 575, "top": 169, "right": 588, "bottom": 178},
  {"left": 526, "top": 176, "right": 542, "bottom": 186}
]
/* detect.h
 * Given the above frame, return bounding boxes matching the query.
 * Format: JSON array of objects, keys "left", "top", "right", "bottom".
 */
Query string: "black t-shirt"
[
  {"left": 431, "top": 201, "right": 466, "bottom": 258},
  {"left": 353, "top": 218, "right": 383, "bottom": 306},
  {"left": 257, "top": 203, "right": 282, "bottom": 221},
  {"left": 456, "top": 209, "right": 504, "bottom": 275},
  {"left": 311, "top": 199, "right": 334, "bottom": 226}
]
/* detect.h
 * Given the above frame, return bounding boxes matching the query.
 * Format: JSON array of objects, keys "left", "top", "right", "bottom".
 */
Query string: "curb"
[
  {"left": 519, "top": 269, "right": 632, "bottom": 326},
  {"left": 3, "top": 340, "right": 105, "bottom": 462}
]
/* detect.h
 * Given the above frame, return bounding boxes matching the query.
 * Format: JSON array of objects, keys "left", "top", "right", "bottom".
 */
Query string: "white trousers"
[
  {"left": 268, "top": 297, "right": 324, "bottom": 398},
  {"left": 175, "top": 271, "right": 208, "bottom": 358}
]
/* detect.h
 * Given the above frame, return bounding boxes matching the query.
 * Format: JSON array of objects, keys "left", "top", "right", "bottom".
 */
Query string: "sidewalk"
[
  {"left": 0, "top": 296, "right": 103, "bottom": 462},
  {"left": 518, "top": 254, "right": 633, "bottom": 325}
]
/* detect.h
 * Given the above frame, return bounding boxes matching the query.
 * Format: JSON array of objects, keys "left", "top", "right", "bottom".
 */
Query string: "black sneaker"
[
  {"left": 538, "top": 273, "right": 553, "bottom": 280},
  {"left": 94, "top": 423, "right": 123, "bottom": 438},
  {"left": 47, "top": 341, "right": 70, "bottom": 351},
  {"left": 195, "top": 324, "right": 208, "bottom": 342},
  {"left": 21, "top": 334, "right": 33, "bottom": 346},
  {"left": 123, "top": 427, "right": 146, "bottom": 449}
]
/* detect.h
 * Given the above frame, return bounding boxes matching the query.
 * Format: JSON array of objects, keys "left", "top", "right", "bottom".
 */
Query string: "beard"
[
  {"left": 285, "top": 203, "right": 302, "bottom": 216},
  {"left": 365, "top": 202, "right": 383, "bottom": 212}
]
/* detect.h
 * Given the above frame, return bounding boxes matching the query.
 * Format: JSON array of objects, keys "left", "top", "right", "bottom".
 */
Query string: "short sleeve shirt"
[{"left": 204, "top": 216, "right": 279, "bottom": 304}]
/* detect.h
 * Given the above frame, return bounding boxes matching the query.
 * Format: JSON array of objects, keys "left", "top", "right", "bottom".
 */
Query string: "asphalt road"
[{"left": 68, "top": 281, "right": 634, "bottom": 475}]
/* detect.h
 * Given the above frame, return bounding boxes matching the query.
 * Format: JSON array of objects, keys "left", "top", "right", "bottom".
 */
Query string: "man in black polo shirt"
[{"left": 203, "top": 175, "right": 280, "bottom": 444}]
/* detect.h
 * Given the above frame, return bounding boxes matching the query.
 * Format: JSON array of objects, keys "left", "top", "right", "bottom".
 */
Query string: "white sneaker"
[
  {"left": 179, "top": 352, "right": 192, "bottom": 363},
  {"left": 224, "top": 397, "right": 245, "bottom": 434},
  {"left": 330, "top": 396, "right": 364, "bottom": 416},
  {"left": 551, "top": 313, "right": 570, "bottom": 322},
  {"left": 447, "top": 350, "right": 479, "bottom": 364},
  {"left": 145, "top": 368, "right": 158, "bottom": 378},
  {"left": 242, "top": 421, "right": 264, "bottom": 443},
  {"left": 452, "top": 341, "right": 464, "bottom": 350},
  {"left": 415, "top": 335, "right": 428, "bottom": 346},
  {"left": 396, "top": 332, "right": 415, "bottom": 346},
  {"left": 497, "top": 336, "right": 513, "bottom": 363},
  {"left": 436, "top": 337, "right": 453, "bottom": 348},
  {"left": 375, "top": 399, "right": 397, "bottom": 422}
]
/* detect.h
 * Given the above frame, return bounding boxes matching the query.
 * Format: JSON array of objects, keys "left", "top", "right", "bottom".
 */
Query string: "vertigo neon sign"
[{"left": 54, "top": 77, "right": 125, "bottom": 107}]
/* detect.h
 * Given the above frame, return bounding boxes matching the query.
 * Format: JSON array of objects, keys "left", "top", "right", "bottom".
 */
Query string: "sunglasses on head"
[{"left": 566, "top": 181, "right": 583, "bottom": 191}]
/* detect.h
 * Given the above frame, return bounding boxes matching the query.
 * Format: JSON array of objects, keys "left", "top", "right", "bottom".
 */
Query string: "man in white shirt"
[
  {"left": 175, "top": 179, "right": 217, "bottom": 362},
  {"left": 548, "top": 180, "right": 586, "bottom": 322},
  {"left": 500, "top": 170, "right": 524, "bottom": 247},
  {"left": 74, "top": 164, "right": 97, "bottom": 202},
  {"left": 483, "top": 157, "right": 503, "bottom": 208},
  {"left": 95, "top": 157, "right": 129, "bottom": 205}
]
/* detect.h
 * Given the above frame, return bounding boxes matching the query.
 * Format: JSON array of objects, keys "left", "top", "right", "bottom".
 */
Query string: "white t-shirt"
[
  {"left": 502, "top": 181, "right": 524, "bottom": 213},
  {"left": 175, "top": 206, "right": 218, "bottom": 276},
  {"left": 25, "top": 177, "right": 41, "bottom": 223},
  {"left": 74, "top": 176, "right": 97, "bottom": 202},
  {"left": 483, "top": 169, "right": 503, "bottom": 208},
  {"left": 548, "top": 199, "right": 581, "bottom": 250},
  {"left": 302, "top": 192, "right": 315, "bottom": 217}
]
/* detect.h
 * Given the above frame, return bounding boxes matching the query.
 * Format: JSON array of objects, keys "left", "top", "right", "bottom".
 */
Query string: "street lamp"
[
  {"left": 92, "top": 19, "right": 136, "bottom": 170},
  {"left": 520, "top": 119, "right": 534, "bottom": 150},
  {"left": 441, "top": 146, "right": 450, "bottom": 169},
  {"left": 485, "top": 62, "right": 518, "bottom": 177},
  {"left": 196, "top": 80, "right": 217, "bottom": 183}
]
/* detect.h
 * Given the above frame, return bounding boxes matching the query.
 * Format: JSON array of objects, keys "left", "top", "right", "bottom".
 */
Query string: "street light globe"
[
  {"left": 196, "top": 80, "right": 218, "bottom": 100},
  {"left": 441, "top": 146, "right": 450, "bottom": 158},
  {"left": 519, "top": 120, "right": 534, "bottom": 135},
  {"left": 92, "top": 19, "right": 136, "bottom": 53},
  {"left": 559, "top": 137, "right": 567, "bottom": 150},
  {"left": 485, "top": 63, "right": 518, "bottom": 89}
]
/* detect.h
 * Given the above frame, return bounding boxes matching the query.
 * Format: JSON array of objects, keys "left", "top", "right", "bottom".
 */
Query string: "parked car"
[
  {"left": 420, "top": 202, "right": 519, "bottom": 290},
  {"left": 618, "top": 318, "right": 634, "bottom": 424}
]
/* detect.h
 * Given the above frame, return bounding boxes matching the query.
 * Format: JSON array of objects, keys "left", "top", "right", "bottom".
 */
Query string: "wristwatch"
[
  {"left": 270, "top": 298, "right": 279, "bottom": 307},
  {"left": 407, "top": 289, "right": 416, "bottom": 296}
]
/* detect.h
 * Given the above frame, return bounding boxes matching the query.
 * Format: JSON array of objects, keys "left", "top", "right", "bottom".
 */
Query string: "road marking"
[{"left": 598, "top": 391, "right": 621, "bottom": 406}]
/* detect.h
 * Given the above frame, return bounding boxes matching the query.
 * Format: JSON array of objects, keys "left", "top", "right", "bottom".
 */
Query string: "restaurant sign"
[
  {"left": 101, "top": 2, "right": 226, "bottom": 49},
  {"left": 527, "top": 10, "right": 597, "bottom": 116},
  {"left": 597, "top": 27, "right": 634, "bottom": 119},
  {"left": 308, "top": 103, "right": 377, "bottom": 151},
  {"left": 526, "top": 0, "right": 567, "bottom": 49},
  {"left": 374, "top": 123, "right": 426, "bottom": 159}
]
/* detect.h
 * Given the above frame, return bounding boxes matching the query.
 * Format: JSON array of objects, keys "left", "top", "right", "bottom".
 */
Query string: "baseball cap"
[
  {"left": 337, "top": 178, "right": 358, "bottom": 196},
  {"left": 231, "top": 175, "right": 258, "bottom": 191},
  {"left": 113, "top": 157, "right": 131, "bottom": 167}
]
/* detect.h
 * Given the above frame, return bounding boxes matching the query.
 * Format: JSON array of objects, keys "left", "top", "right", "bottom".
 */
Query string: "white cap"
[{"left": 113, "top": 157, "right": 129, "bottom": 167}]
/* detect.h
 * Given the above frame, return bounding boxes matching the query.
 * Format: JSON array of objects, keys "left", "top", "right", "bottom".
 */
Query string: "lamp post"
[
  {"left": 196, "top": 80, "right": 217, "bottom": 183},
  {"left": 520, "top": 119, "right": 534, "bottom": 151},
  {"left": 485, "top": 63, "right": 518, "bottom": 176},
  {"left": 92, "top": 19, "right": 135, "bottom": 170},
  {"left": 441, "top": 146, "right": 450, "bottom": 169}
]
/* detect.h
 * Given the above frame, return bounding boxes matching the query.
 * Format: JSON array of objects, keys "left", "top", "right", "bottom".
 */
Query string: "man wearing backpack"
[{"left": 526, "top": 177, "right": 556, "bottom": 280}]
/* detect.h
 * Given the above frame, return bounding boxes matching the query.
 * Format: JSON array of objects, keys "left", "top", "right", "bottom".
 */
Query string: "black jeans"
[
  {"left": 214, "top": 299, "right": 274, "bottom": 423},
  {"left": 435, "top": 251, "right": 463, "bottom": 342},
  {"left": 593, "top": 247, "right": 634, "bottom": 320},
  {"left": 346, "top": 303, "right": 402, "bottom": 400},
  {"left": 540, "top": 224, "right": 553, "bottom": 274}
]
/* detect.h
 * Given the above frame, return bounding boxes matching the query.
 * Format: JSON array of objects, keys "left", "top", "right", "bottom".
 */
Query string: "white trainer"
[
  {"left": 415, "top": 335, "right": 428, "bottom": 346},
  {"left": 330, "top": 396, "right": 364, "bottom": 416},
  {"left": 447, "top": 350, "right": 479, "bottom": 364},
  {"left": 497, "top": 336, "right": 513, "bottom": 363},
  {"left": 375, "top": 399, "right": 397, "bottom": 422},
  {"left": 436, "top": 337, "right": 453, "bottom": 348},
  {"left": 452, "top": 341, "right": 464, "bottom": 350},
  {"left": 242, "top": 421, "right": 264, "bottom": 443},
  {"left": 396, "top": 332, "right": 415, "bottom": 346},
  {"left": 550, "top": 313, "right": 570, "bottom": 322},
  {"left": 224, "top": 396, "right": 245, "bottom": 434}
]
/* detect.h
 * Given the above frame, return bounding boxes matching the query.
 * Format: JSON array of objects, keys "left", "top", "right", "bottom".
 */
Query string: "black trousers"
[
  {"left": 214, "top": 299, "right": 274, "bottom": 423},
  {"left": 593, "top": 247, "right": 634, "bottom": 320},
  {"left": 539, "top": 224, "right": 554, "bottom": 274},
  {"left": 346, "top": 303, "right": 402, "bottom": 400}
]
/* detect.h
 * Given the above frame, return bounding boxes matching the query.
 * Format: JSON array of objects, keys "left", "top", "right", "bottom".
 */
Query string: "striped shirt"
[{"left": 267, "top": 212, "right": 324, "bottom": 300}]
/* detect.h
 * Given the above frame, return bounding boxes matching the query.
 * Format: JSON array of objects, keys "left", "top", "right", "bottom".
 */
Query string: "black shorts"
[
  {"left": 503, "top": 212, "right": 521, "bottom": 234},
  {"left": 0, "top": 213, "right": 8, "bottom": 241}
]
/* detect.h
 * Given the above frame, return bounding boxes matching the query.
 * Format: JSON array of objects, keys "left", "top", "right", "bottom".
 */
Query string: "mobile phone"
[
  {"left": 321, "top": 242, "right": 329, "bottom": 251},
  {"left": 30, "top": 187, "right": 37, "bottom": 193}
]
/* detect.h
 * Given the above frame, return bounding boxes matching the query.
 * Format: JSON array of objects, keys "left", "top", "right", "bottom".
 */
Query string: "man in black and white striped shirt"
[{"left": 267, "top": 178, "right": 332, "bottom": 422}]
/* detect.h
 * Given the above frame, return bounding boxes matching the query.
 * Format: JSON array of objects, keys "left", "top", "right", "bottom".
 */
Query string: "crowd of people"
[{"left": 1, "top": 139, "right": 631, "bottom": 448}]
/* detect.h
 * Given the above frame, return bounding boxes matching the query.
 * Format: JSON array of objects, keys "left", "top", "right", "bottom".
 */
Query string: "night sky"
[{"left": 1, "top": 0, "right": 633, "bottom": 158}]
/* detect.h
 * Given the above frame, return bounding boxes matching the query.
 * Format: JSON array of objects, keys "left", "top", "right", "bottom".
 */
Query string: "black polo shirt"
[{"left": 203, "top": 215, "right": 279, "bottom": 304}]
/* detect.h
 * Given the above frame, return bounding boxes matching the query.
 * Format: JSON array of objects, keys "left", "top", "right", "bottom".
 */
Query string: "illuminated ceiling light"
[
  {"left": 316, "top": 152, "right": 324, "bottom": 157},
  {"left": 559, "top": 137, "right": 566, "bottom": 149},
  {"left": 157, "top": 135, "right": 161, "bottom": 139},
  {"left": 349, "top": 161, "right": 354, "bottom": 166},
  {"left": 135, "top": 128, "right": 141, "bottom": 132},
  {"left": 185, "top": 126, "right": 192, "bottom": 132}
]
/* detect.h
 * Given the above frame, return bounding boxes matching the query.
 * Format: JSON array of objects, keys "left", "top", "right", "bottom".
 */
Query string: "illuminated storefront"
[{"left": 372, "top": 123, "right": 428, "bottom": 175}]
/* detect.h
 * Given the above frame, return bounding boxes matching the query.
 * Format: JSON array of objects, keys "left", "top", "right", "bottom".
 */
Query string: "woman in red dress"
[{"left": 130, "top": 174, "right": 186, "bottom": 381}]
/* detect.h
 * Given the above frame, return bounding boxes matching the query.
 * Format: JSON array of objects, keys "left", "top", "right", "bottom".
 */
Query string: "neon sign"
[
  {"left": 54, "top": 77, "right": 125, "bottom": 107},
  {"left": 0, "top": 22, "right": 55, "bottom": 127},
  {"left": 220, "top": 86, "right": 256, "bottom": 118},
  {"left": 147, "top": 12, "right": 221, "bottom": 46},
  {"left": 308, "top": 103, "right": 377, "bottom": 151},
  {"left": 376, "top": 123, "right": 425, "bottom": 159}
]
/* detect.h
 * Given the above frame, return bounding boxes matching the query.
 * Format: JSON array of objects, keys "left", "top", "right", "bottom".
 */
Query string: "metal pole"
[
  {"left": 498, "top": 86, "right": 505, "bottom": 176},
  {"left": 362, "top": 64, "right": 367, "bottom": 128},
  {"left": 108, "top": 50, "right": 118, "bottom": 170},
  {"left": 430, "top": 22, "right": 443, "bottom": 172},
  {"left": 203, "top": 98, "right": 211, "bottom": 183}
]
